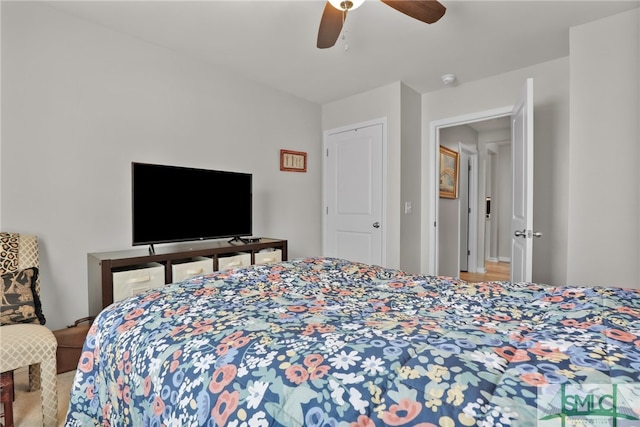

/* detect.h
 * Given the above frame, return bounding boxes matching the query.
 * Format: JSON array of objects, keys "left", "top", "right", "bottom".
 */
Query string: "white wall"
[
  {"left": 322, "top": 82, "right": 403, "bottom": 269},
  {"left": 497, "top": 144, "right": 512, "bottom": 262},
  {"left": 0, "top": 3, "right": 2, "bottom": 228},
  {"left": 567, "top": 9, "right": 640, "bottom": 287},
  {"left": 399, "top": 84, "right": 422, "bottom": 273},
  {"left": 422, "top": 58, "right": 570, "bottom": 285},
  {"left": 1, "top": 2, "right": 322, "bottom": 329}
]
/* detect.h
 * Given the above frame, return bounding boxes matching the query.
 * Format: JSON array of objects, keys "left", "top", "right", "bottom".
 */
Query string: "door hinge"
[
  {"left": 326, "top": 148, "right": 329, "bottom": 157},
  {"left": 468, "top": 250, "right": 471, "bottom": 256}
]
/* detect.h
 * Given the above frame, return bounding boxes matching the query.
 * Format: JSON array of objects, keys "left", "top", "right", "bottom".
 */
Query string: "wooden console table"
[{"left": 88, "top": 238, "right": 287, "bottom": 316}]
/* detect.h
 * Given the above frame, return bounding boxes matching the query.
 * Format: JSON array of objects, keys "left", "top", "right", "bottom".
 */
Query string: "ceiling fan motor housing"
[
  {"left": 329, "top": 0, "right": 365, "bottom": 11},
  {"left": 340, "top": 1, "right": 353, "bottom": 10}
]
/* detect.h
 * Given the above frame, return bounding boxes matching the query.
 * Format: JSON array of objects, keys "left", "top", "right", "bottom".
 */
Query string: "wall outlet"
[{"left": 404, "top": 201, "right": 412, "bottom": 214}]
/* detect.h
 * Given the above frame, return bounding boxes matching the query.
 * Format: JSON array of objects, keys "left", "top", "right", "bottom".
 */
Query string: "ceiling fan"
[{"left": 317, "top": 0, "right": 446, "bottom": 49}]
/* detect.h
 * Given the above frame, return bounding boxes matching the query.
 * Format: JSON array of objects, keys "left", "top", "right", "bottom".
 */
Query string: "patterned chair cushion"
[
  {"left": 0, "top": 267, "right": 45, "bottom": 325},
  {"left": 0, "top": 232, "right": 20, "bottom": 273}
]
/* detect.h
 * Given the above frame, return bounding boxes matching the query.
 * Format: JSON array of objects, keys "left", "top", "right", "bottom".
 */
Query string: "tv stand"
[{"left": 88, "top": 238, "right": 287, "bottom": 317}]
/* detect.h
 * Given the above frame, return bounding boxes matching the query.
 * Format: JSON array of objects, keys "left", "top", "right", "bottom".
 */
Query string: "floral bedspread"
[{"left": 65, "top": 257, "right": 640, "bottom": 426}]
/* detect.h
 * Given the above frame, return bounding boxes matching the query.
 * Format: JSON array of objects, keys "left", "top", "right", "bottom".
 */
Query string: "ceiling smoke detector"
[{"left": 441, "top": 74, "right": 456, "bottom": 85}]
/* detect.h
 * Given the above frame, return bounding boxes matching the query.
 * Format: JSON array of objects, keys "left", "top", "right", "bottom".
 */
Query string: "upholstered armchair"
[{"left": 0, "top": 233, "right": 58, "bottom": 427}]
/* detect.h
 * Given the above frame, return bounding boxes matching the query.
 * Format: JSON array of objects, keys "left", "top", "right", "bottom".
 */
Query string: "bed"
[{"left": 65, "top": 257, "right": 640, "bottom": 426}]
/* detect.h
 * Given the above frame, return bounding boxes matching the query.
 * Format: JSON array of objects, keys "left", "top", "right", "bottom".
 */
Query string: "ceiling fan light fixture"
[{"left": 329, "top": 0, "right": 365, "bottom": 11}]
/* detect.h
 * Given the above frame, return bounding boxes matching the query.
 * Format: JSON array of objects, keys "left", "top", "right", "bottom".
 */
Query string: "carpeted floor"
[{"left": 2, "top": 366, "right": 75, "bottom": 427}]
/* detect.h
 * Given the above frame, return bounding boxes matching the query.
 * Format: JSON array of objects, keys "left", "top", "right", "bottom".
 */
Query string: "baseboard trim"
[{"left": 498, "top": 256, "right": 511, "bottom": 263}]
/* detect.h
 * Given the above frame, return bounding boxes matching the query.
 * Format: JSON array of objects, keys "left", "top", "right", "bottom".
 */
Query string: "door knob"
[
  {"left": 514, "top": 230, "right": 543, "bottom": 238},
  {"left": 373, "top": 222, "right": 380, "bottom": 229}
]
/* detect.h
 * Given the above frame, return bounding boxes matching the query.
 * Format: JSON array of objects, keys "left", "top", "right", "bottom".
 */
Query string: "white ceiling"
[{"left": 46, "top": 0, "right": 639, "bottom": 105}]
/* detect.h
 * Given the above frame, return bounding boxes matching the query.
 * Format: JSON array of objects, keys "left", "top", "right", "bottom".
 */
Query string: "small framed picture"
[
  {"left": 439, "top": 146, "right": 459, "bottom": 199},
  {"left": 280, "top": 149, "right": 307, "bottom": 172}
]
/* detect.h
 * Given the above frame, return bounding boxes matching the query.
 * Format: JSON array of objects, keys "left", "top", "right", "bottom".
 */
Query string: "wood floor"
[{"left": 459, "top": 261, "right": 510, "bottom": 282}]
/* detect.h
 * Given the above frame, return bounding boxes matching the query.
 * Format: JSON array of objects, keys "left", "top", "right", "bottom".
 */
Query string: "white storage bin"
[
  {"left": 172, "top": 257, "right": 214, "bottom": 282},
  {"left": 218, "top": 252, "right": 251, "bottom": 271},
  {"left": 255, "top": 249, "right": 282, "bottom": 265},
  {"left": 113, "top": 263, "right": 165, "bottom": 302}
]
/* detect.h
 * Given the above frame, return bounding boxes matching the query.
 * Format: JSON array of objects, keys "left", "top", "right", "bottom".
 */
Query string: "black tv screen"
[{"left": 132, "top": 162, "right": 252, "bottom": 246}]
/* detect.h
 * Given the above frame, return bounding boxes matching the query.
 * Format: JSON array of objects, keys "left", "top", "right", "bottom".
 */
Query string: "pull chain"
[{"left": 341, "top": 8, "right": 349, "bottom": 51}]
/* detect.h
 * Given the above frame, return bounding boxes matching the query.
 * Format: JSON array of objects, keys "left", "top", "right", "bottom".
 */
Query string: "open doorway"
[
  {"left": 429, "top": 79, "right": 535, "bottom": 283},
  {"left": 436, "top": 114, "right": 512, "bottom": 281}
]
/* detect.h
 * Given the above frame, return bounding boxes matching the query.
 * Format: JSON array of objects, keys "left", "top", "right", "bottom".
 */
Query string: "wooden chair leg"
[{"left": 0, "top": 371, "right": 14, "bottom": 427}]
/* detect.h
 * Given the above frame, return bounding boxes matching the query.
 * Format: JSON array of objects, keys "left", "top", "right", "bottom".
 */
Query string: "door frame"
[
  {"left": 322, "top": 117, "right": 388, "bottom": 266},
  {"left": 428, "top": 106, "right": 512, "bottom": 274}
]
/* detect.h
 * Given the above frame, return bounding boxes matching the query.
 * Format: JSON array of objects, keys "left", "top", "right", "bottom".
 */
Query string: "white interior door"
[
  {"left": 324, "top": 123, "right": 384, "bottom": 265},
  {"left": 510, "top": 78, "right": 534, "bottom": 282}
]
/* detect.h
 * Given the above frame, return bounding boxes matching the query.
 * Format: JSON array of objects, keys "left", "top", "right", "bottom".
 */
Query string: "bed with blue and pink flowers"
[{"left": 65, "top": 257, "right": 640, "bottom": 426}]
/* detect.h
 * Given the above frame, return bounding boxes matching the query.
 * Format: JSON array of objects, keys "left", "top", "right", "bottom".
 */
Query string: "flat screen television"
[{"left": 132, "top": 162, "right": 252, "bottom": 248}]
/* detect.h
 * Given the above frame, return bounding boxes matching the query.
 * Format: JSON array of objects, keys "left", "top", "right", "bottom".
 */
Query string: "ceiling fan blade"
[
  {"left": 317, "top": 1, "right": 346, "bottom": 49},
  {"left": 381, "top": 0, "right": 446, "bottom": 24}
]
